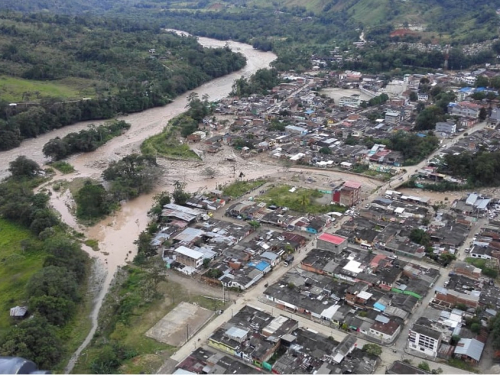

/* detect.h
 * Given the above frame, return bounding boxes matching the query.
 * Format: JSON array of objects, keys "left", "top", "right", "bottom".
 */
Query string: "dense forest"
[
  {"left": 440, "top": 151, "right": 500, "bottom": 187},
  {"left": 0, "top": 11, "right": 246, "bottom": 151}
]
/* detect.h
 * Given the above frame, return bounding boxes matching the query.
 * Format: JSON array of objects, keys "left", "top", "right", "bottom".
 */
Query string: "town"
[{"left": 128, "top": 63, "right": 500, "bottom": 375}]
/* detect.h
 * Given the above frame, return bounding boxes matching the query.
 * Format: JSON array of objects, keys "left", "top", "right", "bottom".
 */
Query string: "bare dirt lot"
[
  {"left": 319, "top": 87, "right": 372, "bottom": 103},
  {"left": 145, "top": 302, "right": 214, "bottom": 346}
]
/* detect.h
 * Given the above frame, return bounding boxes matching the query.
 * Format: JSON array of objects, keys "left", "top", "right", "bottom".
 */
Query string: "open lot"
[
  {"left": 320, "top": 87, "right": 372, "bottom": 103},
  {"left": 146, "top": 302, "right": 214, "bottom": 346}
]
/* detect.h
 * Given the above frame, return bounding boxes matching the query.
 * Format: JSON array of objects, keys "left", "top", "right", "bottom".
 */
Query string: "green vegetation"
[
  {"left": 0, "top": 75, "right": 91, "bottom": 103},
  {"left": 418, "top": 361, "right": 430, "bottom": 372},
  {"left": 447, "top": 358, "right": 479, "bottom": 373},
  {"left": 440, "top": 151, "right": 500, "bottom": 187},
  {"left": 362, "top": 343, "right": 382, "bottom": 356},
  {"left": 73, "top": 263, "right": 226, "bottom": 374},
  {"left": 75, "top": 180, "right": 113, "bottom": 222},
  {"left": 231, "top": 68, "right": 280, "bottom": 97},
  {"left": 0, "top": 11, "right": 246, "bottom": 151},
  {"left": 141, "top": 117, "right": 200, "bottom": 160},
  {"left": 374, "top": 131, "right": 439, "bottom": 166},
  {"left": 84, "top": 239, "right": 99, "bottom": 251},
  {"left": 103, "top": 154, "right": 162, "bottom": 201},
  {"left": 221, "top": 179, "right": 267, "bottom": 198},
  {"left": 489, "top": 312, "right": 500, "bottom": 351},
  {"left": 43, "top": 121, "right": 131, "bottom": 161},
  {"left": 8, "top": 155, "right": 41, "bottom": 178},
  {"left": 50, "top": 161, "right": 75, "bottom": 174},
  {"left": 0, "top": 158, "right": 90, "bottom": 369},
  {"left": 0, "top": 218, "right": 43, "bottom": 332},
  {"left": 465, "top": 257, "right": 499, "bottom": 278},
  {"left": 256, "top": 185, "right": 345, "bottom": 214}
]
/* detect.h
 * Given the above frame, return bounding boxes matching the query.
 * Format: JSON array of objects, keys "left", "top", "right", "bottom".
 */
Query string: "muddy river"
[{"left": 0, "top": 33, "right": 276, "bottom": 373}]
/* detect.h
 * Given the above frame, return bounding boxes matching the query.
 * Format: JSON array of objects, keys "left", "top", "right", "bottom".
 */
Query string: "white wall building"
[{"left": 408, "top": 324, "right": 442, "bottom": 358}]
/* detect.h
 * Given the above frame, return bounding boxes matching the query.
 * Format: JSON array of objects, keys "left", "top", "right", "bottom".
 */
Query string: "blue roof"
[
  {"left": 416, "top": 133, "right": 426, "bottom": 137},
  {"left": 374, "top": 302, "right": 386, "bottom": 311},
  {"left": 459, "top": 87, "right": 474, "bottom": 92},
  {"left": 255, "top": 260, "right": 270, "bottom": 271},
  {"left": 305, "top": 109, "right": 315, "bottom": 114},
  {"left": 475, "top": 87, "right": 486, "bottom": 92}
]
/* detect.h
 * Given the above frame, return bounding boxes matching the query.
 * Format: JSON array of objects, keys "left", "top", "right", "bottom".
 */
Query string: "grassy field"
[
  {"left": 221, "top": 179, "right": 267, "bottom": 198},
  {"left": 0, "top": 76, "right": 95, "bottom": 102},
  {"left": 141, "top": 128, "right": 200, "bottom": 161},
  {"left": 73, "top": 266, "right": 226, "bottom": 374},
  {"left": 0, "top": 218, "right": 44, "bottom": 333},
  {"left": 255, "top": 184, "right": 345, "bottom": 214},
  {"left": 50, "top": 161, "right": 76, "bottom": 174}
]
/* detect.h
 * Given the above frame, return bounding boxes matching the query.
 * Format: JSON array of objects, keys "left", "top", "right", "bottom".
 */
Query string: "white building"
[
  {"left": 174, "top": 246, "right": 204, "bottom": 268},
  {"left": 408, "top": 323, "right": 442, "bottom": 358},
  {"left": 369, "top": 317, "right": 401, "bottom": 343},
  {"left": 435, "top": 121, "right": 456, "bottom": 134},
  {"left": 385, "top": 109, "right": 402, "bottom": 125},
  {"left": 338, "top": 94, "right": 361, "bottom": 108}
]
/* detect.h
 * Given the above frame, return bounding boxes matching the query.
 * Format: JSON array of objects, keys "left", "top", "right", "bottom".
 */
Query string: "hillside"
[
  {"left": 0, "top": 11, "right": 246, "bottom": 150},
  {"left": 2, "top": 0, "right": 500, "bottom": 45}
]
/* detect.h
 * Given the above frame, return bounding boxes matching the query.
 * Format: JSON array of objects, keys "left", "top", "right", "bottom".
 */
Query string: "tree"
[
  {"left": 133, "top": 230, "right": 156, "bottom": 263},
  {"left": 409, "top": 91, "right": 418, "bottom": 102},
  {"left": 0, "top": 317, "right": 63, "bottom": 369},
  {"left": 362, "top": 343, "right": 382, "bottom": 356},
  {"left": 26, "top": 266, "right": 80, "bottom": 303},
  {"left": 172, "top": 180, "right": 190, "bottom": 206},
  {"left": 42, "top": 235, "right": 88, "bottom": 283},
  {"left": 319, "top": 147, "right": 332, "bottom": 154},
  {"left": 479, "top": 107, "right": 487, "bottom": 121},
  {"left": 29, "top": 295, "right": 75, "bottom": 326},
  {"left": 75, "top": 180, "right": 112, "bottom": 220},
  {"left": 475, "top": 75, "right": 489, "bottom": 88},
  {"left": 8, "top": 156, "right": 40, "bottom": 178},
  {"left": 148, "top": 191, "right": 171, "bottom": 216},
  {"left": 470, "top": 322, "right": 481, "bottom": 334},
  {"left": 409, "top": 228, "right": 431, "bottom": 246},
  {"left": 103, "top": 154, "right": 162, "bottom": 201},
  {"left": 418, "top": 362, "right": 431, "bottom": 372}
]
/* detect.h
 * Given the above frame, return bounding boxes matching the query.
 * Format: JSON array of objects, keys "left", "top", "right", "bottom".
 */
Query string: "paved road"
[{"left": 157, "top": 124, "right": 490, "bottom": 373}]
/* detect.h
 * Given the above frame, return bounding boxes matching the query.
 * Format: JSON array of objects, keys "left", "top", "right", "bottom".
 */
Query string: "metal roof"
[{"left": 454, "top": 338, "right": 484, "bottom": 361}]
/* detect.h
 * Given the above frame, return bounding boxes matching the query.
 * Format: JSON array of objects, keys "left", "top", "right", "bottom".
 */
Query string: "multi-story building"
[
  {"left": 333, "top": 181, "right": 361, "bottom": 207},
  {"left": 435, "top": 121, "right": 457, "bottom": 134},
  {"left": 338, "top": 94, "right": 361, "bottom": 108},
  {"left": 408, "top": 320, "right": 442, "bottom": 358}
]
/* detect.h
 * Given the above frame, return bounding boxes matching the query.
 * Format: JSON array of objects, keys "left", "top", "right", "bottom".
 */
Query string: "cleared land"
[
  {"left": 0, "top": 76, "right": 95, "bottom": 102},
  {"left": 0, "top": 218, "right": 44, "bottom": 333},
  {"left": 255, "top": 184, "right": 345, "bottom": 214},
  {"left": 146, "top": 302, "right": 214, "bottom": 346}
]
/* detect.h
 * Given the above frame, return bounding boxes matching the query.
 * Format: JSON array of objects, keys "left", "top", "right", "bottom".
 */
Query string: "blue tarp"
[{"left": 373, "top": 302, "right": 386, "bottom": 311}]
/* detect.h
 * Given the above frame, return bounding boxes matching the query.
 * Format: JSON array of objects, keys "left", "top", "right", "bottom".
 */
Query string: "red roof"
[
  {"left": 343, "top": 181, "right": 362, "bottom": 189},
  {"left": 318, "top": 233, "right": 346, "bottom": 245}
]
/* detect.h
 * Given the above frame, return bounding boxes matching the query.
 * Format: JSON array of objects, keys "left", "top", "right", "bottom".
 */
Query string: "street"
[{"left": 157, "top": 122, "right": 491, "bottom": 374}]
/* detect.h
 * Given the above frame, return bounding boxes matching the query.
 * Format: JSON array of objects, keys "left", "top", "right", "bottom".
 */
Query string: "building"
[
  {"left": 174, "top": 246, "right": 204, "bottom": 268},
  {"left": 435, "top": 121, "right": 456, "bottom": 135},
  {"left": 385, "top": 110, "right": 401, "bottom": 125},
  {"left": 454, "top": 338, "right": 485, "bottom": 364},
  {"left": 369, "top": 318, "right": 401, "bottom": 343},
  {"left": 332, "top": 181, "right": 362, "bottom": 207},
  {"left": 408, "top": 321, "right": 442, "bottom": 358},
  {"left": 317, "top": 233, "right": 348, "bottom": 254},
  {"left": 338, "top": 94, "right": 361, "bottom": 108},
  {"left": 448, "top": 101, "right": 482, "bottom": 118}
]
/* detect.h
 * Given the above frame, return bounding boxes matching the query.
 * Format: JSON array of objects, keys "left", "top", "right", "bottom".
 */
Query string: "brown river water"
[{"left": 0, "top": 33, "right": 276, "bottom": 373}]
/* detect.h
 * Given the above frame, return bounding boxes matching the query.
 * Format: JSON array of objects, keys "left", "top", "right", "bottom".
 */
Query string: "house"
[
  {"left": 470, "top": 246, "right": 492, "bottom": 260},
  {"left": 174, "top": 246, "right": 204, "bottom": 268},
  {"left": 332, "top": 181, "right": 361, "bottom": 207},
  {"left": 448, "top": 101, "right": 482, "bottom": 118},
  {"left": 408, "top": 319, "right": 442, "bottom": 358},
  {"left": 317, "top": 233, "right": 348, "bottom": 254},
  {"left": 435, "top": 121, "right": 456, "bottom": 135},
  {"left": 453, "top": 261, "right": 482, "bottom": 280},
  {"left": 454, "top": 338, "right": 485, "bottom": 364},
  {"left": 369, "top": 317, "right": 401, "bottom": 343}
]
